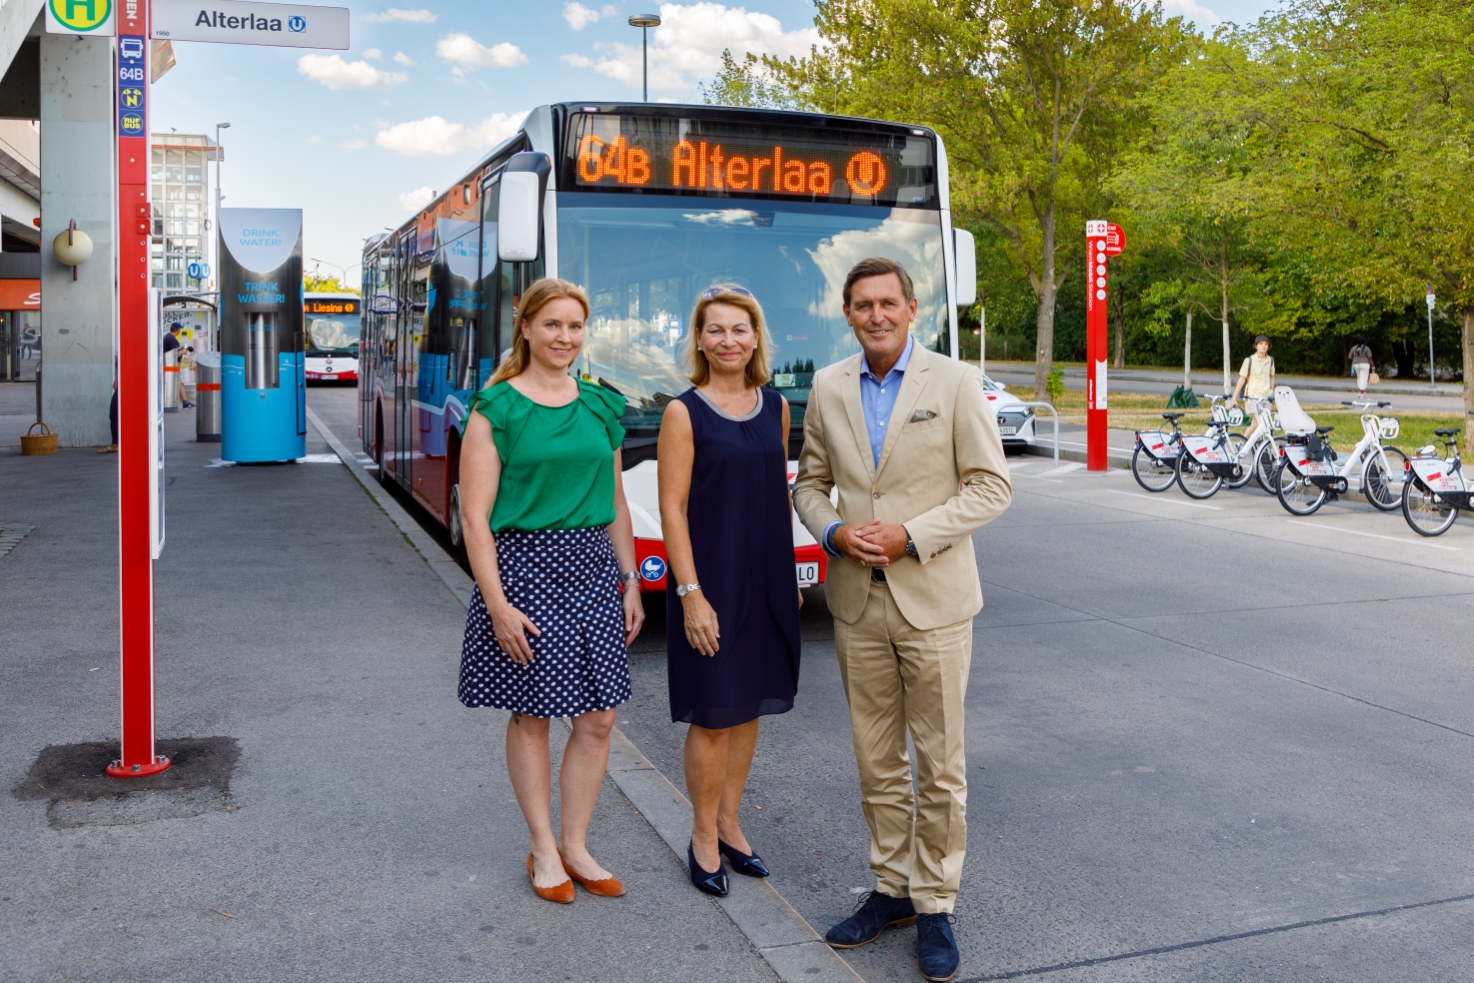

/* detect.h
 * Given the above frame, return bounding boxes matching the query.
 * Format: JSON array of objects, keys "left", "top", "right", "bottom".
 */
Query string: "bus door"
[{"left": 394, "top": 231, "right": 418, "bottom": 488}]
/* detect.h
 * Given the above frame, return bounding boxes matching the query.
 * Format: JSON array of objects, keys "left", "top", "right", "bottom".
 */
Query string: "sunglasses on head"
[{"left": 701, "top": 286, "right": 753, "bottom": 301}]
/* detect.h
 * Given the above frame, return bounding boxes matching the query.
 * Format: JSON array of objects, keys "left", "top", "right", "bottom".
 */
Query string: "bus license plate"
[
  {"left": 796, "top": 561, "right": 820, "bottom": 586},
  {"left": 321, "top": 373, "right": 337, "bottom": 380},
  {"left": 999, "top": 426, "right": 1017, "bottom": 435}
]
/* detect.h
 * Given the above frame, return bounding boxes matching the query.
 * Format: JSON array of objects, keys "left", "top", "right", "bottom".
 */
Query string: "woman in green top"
[{"left": 457, "top": 278, "right": 645, "bottom": 905}]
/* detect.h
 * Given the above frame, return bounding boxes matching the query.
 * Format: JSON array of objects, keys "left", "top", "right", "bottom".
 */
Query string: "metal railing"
[{"left": 1019, "top": 401, "right": 1060, "bottom": 463}]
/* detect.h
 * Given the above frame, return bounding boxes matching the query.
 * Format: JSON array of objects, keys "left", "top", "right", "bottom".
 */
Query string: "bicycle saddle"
[
  {"left": 1315, "top": 426, "right": 1334, "bottom": 434},
  {"left": 1433, "top": 428, "right": 1462, "bottom": 437},
  {"left": 1161, "top": 413, "right": 1184, "bottom": 422}
]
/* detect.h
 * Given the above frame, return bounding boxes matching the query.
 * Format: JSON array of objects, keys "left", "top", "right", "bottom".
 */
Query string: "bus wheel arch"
[{"left": 448, "top": 428, "right": 464, "bottom": 550}]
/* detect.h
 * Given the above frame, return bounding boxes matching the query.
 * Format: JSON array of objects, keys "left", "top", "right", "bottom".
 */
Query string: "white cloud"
[
  {"left": 564, "top": 2, "right": 599, "bottom": 29},
  {"left": 393, "top": 51, "right": 415, "bottom": 65},
  {"left": 363, "top": 48, "right": 382, "bottom": 59},
  {"left": 399, "top": 186, "right": 437, "bottom": 211},
  {"left": 601, "top": 4, "right": 619, "bottom": 14},
  {"left": 365, "top": 7, "right": 436, "bottom": 23},
  {"left": 1162, "top": 0, "right": 1221, "bottom": 25},
  {"left": 340, "top": 138, "right": 368, "bottom": 149},
  {"left": 436, "top": 33, "right": 529, "bottom": 70},
  {"left": 561, "top": 53, "right": 593, "bottom": 68},
  {"left": 306, "top": 134, "right": 323, "bottom": 145},
  {"left": 566, "top": 2, "right": 821, "bottom": 94},
  {"left": 297, "top": 54, "right": 407, "bottom": 90},
  {"left": 375, "top": 111, "right": 529, "bottom": 157}
]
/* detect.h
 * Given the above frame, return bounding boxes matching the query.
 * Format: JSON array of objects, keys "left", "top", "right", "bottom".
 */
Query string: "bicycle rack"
[{"left": 1019, "top": 401, "right": 1060, "bottom": 464}]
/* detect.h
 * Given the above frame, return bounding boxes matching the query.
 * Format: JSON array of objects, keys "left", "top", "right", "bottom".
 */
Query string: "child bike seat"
[{"left": 1273, "top": 385, "right": 1317, "bottom": 437}]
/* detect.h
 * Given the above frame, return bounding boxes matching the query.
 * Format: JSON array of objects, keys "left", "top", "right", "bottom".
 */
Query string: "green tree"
[
  {"left": 700, "top": 50, "right": 795, "bottom": 109},
  {"left": 770, "top": 0, "right": 1187, "bottom": 400},
  {"left": 304, "top": 273, "right": 358, "bottom": 295}
]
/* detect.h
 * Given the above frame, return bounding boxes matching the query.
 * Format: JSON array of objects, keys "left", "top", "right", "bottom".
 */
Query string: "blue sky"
[{"left": 150, "top": 0, "right": 1280, "bottom": 283}]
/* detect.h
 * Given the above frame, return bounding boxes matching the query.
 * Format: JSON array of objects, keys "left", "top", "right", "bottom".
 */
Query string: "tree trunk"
[
  {"left": 1033, "top": 205, "right": 1058, "bottom": 402},
  {"left": 1221, "top": 275, "right": 1232, "bottom": 395},
  {"left": 1184, "top": 312, "right": 1193, "bottom": 390},
  {"left": 1112, "top": 290, "right": 1125, "bottom": 368},
  {"left": 1462, "top": 308, "right": 1474, "bottom": 456}
]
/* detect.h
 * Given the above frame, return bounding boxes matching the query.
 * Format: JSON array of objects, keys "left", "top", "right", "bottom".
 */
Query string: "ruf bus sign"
[{"left": 1085, "top": 220, "right": 1125, "bottom": 471}]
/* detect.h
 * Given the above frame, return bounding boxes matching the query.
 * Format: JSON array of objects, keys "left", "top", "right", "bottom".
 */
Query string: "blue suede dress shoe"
[
  {"left": 718, "top": 840, "right": 769, "bottom": 877},
  {"left": 916, "top": 913, "right": 960, "bottom": 982},
  {"left": 687, "top": 842, "right": 729, "bottom": 897},
  {"left": 824, "top": 890, "right": 916, "bottom": 948}
]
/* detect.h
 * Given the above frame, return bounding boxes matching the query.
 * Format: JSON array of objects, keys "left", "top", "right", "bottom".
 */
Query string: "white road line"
[
  {"left": 1008, "top": 460, "right": 1038, "bottom": 470},
  {"left": 1037, "top": 462, "right": 1085, "bottom": 477},
  {"left": 1105, "top": 489, "right": 1224, "bottom": 510},
  {"left": 1285, "top": 519, "right": 1461, "bottom": 551}
]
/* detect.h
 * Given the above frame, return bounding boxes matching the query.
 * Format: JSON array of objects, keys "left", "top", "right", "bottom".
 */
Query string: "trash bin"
[{"left": 195, "top": 351, "right": 221, "bottom": 442}]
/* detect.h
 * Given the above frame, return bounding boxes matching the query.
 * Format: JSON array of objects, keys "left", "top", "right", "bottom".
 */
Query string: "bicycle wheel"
[
  {"left": 1254, "top": 436, "right": 1287, "bottom": 494},
  {"left": 1274, "top": 462, "right": 1327, "bottom": 515},
  {"left": 1224, "top": 432, "right": 1253, "bottom": 488},
  {"left": 1176, "top": 452, "right": 1223, "bottom": 499},
  {"left": 1402, "top": 479, "right": 1459, "bottom": 536},
  {"left": 1132, "top": 444, "right": 1177, "bottom": 493},
  {"left": 1362, "top": 446, "right": 1408, "bottom": 512}
]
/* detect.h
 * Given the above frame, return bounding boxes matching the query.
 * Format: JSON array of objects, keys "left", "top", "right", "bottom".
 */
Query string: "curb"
[{"left": 308, "top": 407, "right": 862, "bottom": 983}]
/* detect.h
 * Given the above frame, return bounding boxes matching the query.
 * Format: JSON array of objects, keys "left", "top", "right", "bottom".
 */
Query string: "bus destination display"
[
  {"left": 565, "top": 113, "right": 937, "bottom": 208},
  {"left": 305, "top": 298, "right": 358, "bottom": 315}
]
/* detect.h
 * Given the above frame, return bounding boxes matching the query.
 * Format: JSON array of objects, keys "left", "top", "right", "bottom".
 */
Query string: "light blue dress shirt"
[{"left": 822, "top": 335, "right": 915, "bottom": 557}]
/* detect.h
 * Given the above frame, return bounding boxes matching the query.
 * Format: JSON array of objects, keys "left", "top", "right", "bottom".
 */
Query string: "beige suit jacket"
[{"left": 793, "top": 343, "right": 1012, "bottom": 630}]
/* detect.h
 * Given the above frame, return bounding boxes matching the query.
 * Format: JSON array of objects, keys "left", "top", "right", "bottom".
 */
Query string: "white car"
[{"left": 980, "top": 373, "right": 1037, "bottom": 449}]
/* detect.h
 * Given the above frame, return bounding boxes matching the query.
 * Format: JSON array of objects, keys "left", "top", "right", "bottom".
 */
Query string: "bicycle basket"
[{"left": 1378, "top": 417, "right": 1400, "bottom": 439}]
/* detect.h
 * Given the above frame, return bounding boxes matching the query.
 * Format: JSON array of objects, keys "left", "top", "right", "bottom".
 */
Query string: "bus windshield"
[
  {"left": 557, "top": 192, "right": 948, "bottom": 432},
  {"left": 306, "top": 314, "right": 360, "bottom": 355}
]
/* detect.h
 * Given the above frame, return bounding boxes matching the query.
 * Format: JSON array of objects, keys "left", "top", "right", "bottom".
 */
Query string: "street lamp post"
[
  {"left": 310, "top": 258, "right": 359, "bottom": 290},
  {"left": 628, "top": 14, "right": 660, "bottom": 102},
  {"left": 1426, "top": 285, "right": 1437, "bottom": 390},
  {"left": 213, "top": 122, "right": 229, "bottom": 289}
]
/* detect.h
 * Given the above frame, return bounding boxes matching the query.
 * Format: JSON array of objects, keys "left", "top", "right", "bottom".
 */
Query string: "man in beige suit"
[{"left": 793, "top": 257, "right": 1011, "bottom": 982}]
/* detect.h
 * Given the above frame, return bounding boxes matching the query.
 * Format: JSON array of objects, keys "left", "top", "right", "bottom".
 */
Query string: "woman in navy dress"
[{"left": 657, "top": 285, "right": 802, "bottom": 896}]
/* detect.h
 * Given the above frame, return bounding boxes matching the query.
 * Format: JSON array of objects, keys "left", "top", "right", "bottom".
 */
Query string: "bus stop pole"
[{"left": 110, "top": 0, "right": 169, "bottom": 778}]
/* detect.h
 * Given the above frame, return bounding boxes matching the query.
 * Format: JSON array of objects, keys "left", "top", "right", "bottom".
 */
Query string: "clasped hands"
[{"left": 833, "top": 520, "right": 909, "bottom": 568}]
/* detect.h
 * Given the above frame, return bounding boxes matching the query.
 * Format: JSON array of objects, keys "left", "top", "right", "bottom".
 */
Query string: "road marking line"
[
  {"left": 1285, "top": 519, "right": 1461, "bottom": 551},
  {"left": 1037, "top": 463, "right": 1085, "bottom": 477},
  {"left": 1105, "top": 489, "right": 1223, "bottom": 510},
  {"left": 1008, "top": 460, "right": 1038, "bottom": 470}
]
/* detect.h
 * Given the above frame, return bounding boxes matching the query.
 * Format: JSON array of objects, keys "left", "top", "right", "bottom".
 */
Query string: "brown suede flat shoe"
[
  {"left": 527, "top": 853, "right": 574, "bottom": 904},
  {"left": 560, "top": 854, "right": 626, "bottom": 897}
]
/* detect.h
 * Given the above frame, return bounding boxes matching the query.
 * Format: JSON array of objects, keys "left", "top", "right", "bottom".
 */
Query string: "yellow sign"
[{"left": 46, "top": 0, "right": 115, "bottom": 34}]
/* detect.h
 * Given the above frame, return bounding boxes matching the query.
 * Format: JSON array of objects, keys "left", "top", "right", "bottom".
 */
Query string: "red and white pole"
[
  {"left": 110, "top": 0, "right": 168, "bottom": 778},
  {"left": 1085, "top": 220, "right": 1125, "bottom": 472}
]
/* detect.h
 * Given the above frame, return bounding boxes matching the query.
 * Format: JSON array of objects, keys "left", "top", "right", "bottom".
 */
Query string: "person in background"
[
  {"left": 657, "top": 285, "right": 801, "bottom": 898},
  {"left": 793, "top": 257, "right": 1012, "bottom": 983},
  {"left": 1349, "top": 337, "right": 1375, "bottom": 395},
  {"left": 456, "top": 277, "right": 644, "bottom": 905},
  {"left": 100, "top": 375, "right": 118, "bottom": 454},
  {"left": 163, "top": 324, "right": 195, "bottom": 409},
  {"left": 1229, "top": 335, "right": 1276, "bottom": 441}
]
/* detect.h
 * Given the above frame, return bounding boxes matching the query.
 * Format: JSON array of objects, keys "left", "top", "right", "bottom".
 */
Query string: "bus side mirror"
[
  {"left": 498, "top": 152, "right": 552, "bottom": 262},
  {"left": 953, "top": 228, "right": 977, "bottom": 307}
]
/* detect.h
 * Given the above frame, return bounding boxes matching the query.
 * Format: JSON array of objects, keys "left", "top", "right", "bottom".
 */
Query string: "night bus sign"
[{"left": 109, "top": 0, "right": 349, "bottom": 779}]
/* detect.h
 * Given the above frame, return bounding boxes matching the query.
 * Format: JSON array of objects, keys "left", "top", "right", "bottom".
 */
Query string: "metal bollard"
[
  {"left": 195, "top": 351, "right": 221, "bottom": 442},
  {"left": 163, "top": 349, "right": 180, "bottom": 412}
]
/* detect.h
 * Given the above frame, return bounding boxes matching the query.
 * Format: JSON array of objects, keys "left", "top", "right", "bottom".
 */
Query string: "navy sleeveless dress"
[{"left": 667, "top": 387, "right": 801, "bottom": 729}]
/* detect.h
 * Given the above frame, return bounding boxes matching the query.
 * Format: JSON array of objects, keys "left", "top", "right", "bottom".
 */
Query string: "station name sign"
[
  {"left": 151, "top": 0, "right": 348, "bottom": 48},
  {"left": 565, "top": 113, "right": 938, "bottom": 208}
]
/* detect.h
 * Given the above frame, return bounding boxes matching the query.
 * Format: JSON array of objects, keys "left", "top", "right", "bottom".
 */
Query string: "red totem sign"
[{"left": 1085, "top": 220, "right": 1125, "bottom": 471}]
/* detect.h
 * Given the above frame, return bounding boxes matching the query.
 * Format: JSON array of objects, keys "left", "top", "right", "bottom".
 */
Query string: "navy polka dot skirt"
[{"left": 458, "top": 527, "right": 632, "bottom": 717}]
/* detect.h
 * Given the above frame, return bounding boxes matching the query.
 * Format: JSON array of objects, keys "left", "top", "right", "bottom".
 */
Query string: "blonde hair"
[
  {"left": 489, "top": 278, "right": 591, "bottom": 385},
  {"left": 687, "top": 285, "right": 771, "bottom": 388}
]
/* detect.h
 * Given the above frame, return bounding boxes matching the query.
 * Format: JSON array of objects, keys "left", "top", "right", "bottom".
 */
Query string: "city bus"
[
  {"left": 358, "top": 102, "right": 975, "bottom": 591},
  {"left": 304, "top": 292, "right": 360, "bottom": 382}
]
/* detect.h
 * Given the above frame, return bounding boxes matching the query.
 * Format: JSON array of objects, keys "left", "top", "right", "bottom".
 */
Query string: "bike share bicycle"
[
  {"left": 1132, "top": 412, "right": 1188, "bottom": 492},
  {"left": 1173, "top": 397, "right": 1248, "bottom": 499},
  {"left": 1270, "top": 387, "right": 1408, "bottom": 516},
  {"left": 1402, "top": 428, "right": 1470, "bottom": 537}
]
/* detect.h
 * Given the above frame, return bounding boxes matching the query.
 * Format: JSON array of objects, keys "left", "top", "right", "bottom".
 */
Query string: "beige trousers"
[{"left": 834, "top": 581, "right": 972, "bottom": 914}]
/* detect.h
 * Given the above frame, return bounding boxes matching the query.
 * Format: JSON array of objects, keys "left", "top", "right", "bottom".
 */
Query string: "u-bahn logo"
[
  {"left": 288, "top": 15, "right": 306, "bottom": 31},
  {"left": 48, "top": 0, "right": 111, "bottom": 31}
]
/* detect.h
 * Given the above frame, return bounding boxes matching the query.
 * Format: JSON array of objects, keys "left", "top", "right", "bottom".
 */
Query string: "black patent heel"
[
  {"left": 688, "top": 841, "right": 729, "bottom": 896},
  {"left": 718, "top": 839, "right": 770, "bottom": 878}
]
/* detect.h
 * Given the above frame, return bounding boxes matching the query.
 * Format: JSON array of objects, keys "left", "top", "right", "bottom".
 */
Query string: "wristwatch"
[
  {"left": 904, "top": 529, "right": 918, "bottom": 558},
  {"left": 620, "top": 571, "right": 641, "bottom": 586},
  {"left": 676, "top": 583, "right": 701, "bottom": 597}
]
